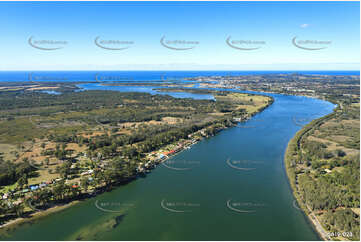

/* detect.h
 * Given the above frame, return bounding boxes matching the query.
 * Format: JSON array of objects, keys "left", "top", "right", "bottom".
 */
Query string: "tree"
[
  {"left": 44, "top": 157, "right": 50, "bottom": 166},
  {"left": 69, "top": 186, "right": 80, "bottom": 198},
  {"left": 0, "top": 200, "right": 8, "bottom": 215},
  {"left": 17, "top": 175, "right": 28, "bottom": 189},
  {"left": 59, "top": 161, "right": 72, "bottom": 179},
  {"left": 52, "top": 180, "right": 66, "bottom": 200},
  {"left": 33, "top": 188, "right": 52, "bottom": 207},
  {"left": 80, "top": 177, "right": 89, "bottom": 193},
  {"left": 336, "top": 149, "right": 346, "bottom": 157},
  {"left": 12, "top": 203, "right": 25, "bottom": 217}
]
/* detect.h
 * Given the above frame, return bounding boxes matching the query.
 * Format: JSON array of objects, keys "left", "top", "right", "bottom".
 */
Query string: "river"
[{"left": 0, "top": 87, "right": 335, "bottom": 240}]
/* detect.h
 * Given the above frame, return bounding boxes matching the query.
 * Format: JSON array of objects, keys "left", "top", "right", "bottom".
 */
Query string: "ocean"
[{"left": 0, "top": 70, "right": 359, "bottom": 83}]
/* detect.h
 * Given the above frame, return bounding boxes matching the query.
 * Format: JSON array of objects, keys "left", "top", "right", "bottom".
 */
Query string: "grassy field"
[
  {"left": 0, "top": 89, "right": 273, "bottom": 201},
  {"left": 214, "top": 93, "right": 270, "bottom": 113}
]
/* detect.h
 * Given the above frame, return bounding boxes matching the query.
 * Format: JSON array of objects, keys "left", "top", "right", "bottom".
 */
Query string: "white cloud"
[{"left": 300, "top": 23, "right": 310, "bottom": 28}]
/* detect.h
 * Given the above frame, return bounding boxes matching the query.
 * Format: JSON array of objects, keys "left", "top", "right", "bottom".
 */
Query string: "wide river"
[{"left": 1, "top": 87, "right": 335, "bottom": 240}]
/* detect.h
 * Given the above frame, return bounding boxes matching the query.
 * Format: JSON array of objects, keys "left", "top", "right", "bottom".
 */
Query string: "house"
[
  {"left": 81, "top": 169, "right": 94, "bottom": 176},
  {"left": 30, "top": 185, "right": 39, "bottom": 191},
  {"left": 13, "top": 200, "right": 22, "bottom": 206}
]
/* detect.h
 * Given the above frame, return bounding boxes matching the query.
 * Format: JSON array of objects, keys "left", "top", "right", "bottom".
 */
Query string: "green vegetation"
[
  {"left": 216, "top": 72, "right": 360, "bottom": 241},
  {"left": 285, "top": 102, "right": 360, "bottom": 241},
  {"left": 0, "top": 88, "right": 273, "bottom": 226}
]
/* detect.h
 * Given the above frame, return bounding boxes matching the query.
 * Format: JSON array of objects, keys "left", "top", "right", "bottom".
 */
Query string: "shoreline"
[
  {"left": 0, "top": 92, "right": 274, "bottom": 232},
  {"left": 0, "top": 85, "right": 333, "bottom": 240},
  {"left": 284, "top": 145, "right": 331, "bottom": 241},
  {"left": 0, "top": 201, "right": 79, "bottom": 233},
  {"left": 283, "top": 107, "right": 338, "bottom": 241}
]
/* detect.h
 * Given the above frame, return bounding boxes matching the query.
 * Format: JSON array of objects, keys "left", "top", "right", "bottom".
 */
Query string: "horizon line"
[{"left": 0, "top": 70, "right": 359, "bottom": 72}]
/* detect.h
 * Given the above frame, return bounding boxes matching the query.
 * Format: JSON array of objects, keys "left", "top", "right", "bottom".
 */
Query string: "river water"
[{"left": 0, "top": 87, "right": 335, "bottom": 241}]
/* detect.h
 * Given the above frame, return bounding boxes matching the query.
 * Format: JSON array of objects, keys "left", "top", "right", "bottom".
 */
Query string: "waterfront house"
[
  {"left": 30, "top": 185, "right": 39, "bottom": 191},
  {"left": 39, "top": 183, "right": 47, "bottom": 188}
]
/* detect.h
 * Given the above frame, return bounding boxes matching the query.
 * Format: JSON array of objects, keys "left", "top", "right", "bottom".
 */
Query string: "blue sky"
[{"left": 0, "top": 1, "right": 359, "bottom": 70}]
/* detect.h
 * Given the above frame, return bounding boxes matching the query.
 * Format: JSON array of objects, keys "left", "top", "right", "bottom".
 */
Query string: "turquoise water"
[{"left": 0, "top": 89, "right": 335, "bottom": 240}]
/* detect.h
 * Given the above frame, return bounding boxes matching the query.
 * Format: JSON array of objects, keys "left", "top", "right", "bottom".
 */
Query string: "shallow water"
[{"left": 76, "top": 83, "right": 215, "bottom": 100}]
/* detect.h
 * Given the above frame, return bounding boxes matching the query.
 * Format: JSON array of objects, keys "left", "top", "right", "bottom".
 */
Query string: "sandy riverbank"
[
  {"left": 0, "top": 201, "right": 79, "bottom": 233},
  {"left": 283, "top": 115, "right": 335, "bottom": 241}
]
